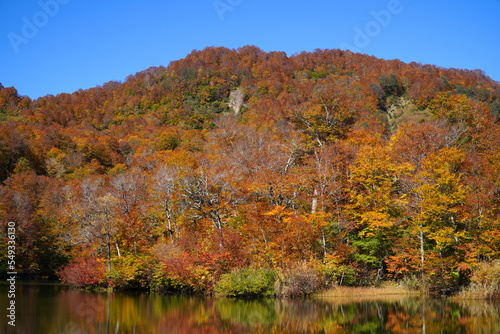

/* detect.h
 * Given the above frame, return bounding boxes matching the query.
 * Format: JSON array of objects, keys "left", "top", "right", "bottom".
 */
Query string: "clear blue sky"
[{"left": 1, "top": 0, "right": 499, "bottom": 99}]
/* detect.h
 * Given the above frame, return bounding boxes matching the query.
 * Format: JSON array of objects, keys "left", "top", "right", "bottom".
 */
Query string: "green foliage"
[
  {"left": 308, "top": 67, "right": 329, "bottom": 81},
  {"left": 322, "top": 262, "right": 356, "bottom": 287},
  {"left": 399, "top": 275, "right": 424, "bottom": 292},
  {"left": 215, "top": 267, "right": 277, "bottom": 298},
  {"left": 108, "top": 255, "right": 149, "bottom": 289},
  {"left": 215, "top": 299, "right": 277, "bottom": 326},
  {"left": 491, "top": 99, "right": 500, "bottom": 118},
  {"left": 152, "top": 267, "right": 212, "bottom": 294},
  {"left": 352, "top": 239, "right": 383, "bottom": 269},
  {"left": 178, "top": 66, "right": 198, "bottom": 83},
  {"left": 426, "top": 267, "right": 462, "bottom": 296},
  {"left": 378, "top": 74, "right": 405, "bottom": 97},
  {"left": 455, "top": 84, "right": 492, "bottom": 102},
  {"left": 373, "top": 74, "right": 405, "bottom": 110},
  {"left": 150, "top": 276, "right": 185, "bottom": 293},
  {"left": 184, "top": 113, "right": 210, "bottom": 130},
  {"left": 13, "top": 157, "right": 32, "bottom": 174}
]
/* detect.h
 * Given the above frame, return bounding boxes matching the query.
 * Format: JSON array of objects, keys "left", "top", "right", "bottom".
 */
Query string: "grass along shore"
[{"left": 316, "top": 285, "right": 421, "bottom": 302}]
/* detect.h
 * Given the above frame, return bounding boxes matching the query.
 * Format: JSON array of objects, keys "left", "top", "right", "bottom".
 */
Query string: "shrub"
[
  {"left": 152, "top": 255, "right": 212, "bottom": 294},
  {"left": 471, "top": 260, "right": 500, "bottom": 289},
  {"left": 458, "top": 260, "right": 500, "bottom": 300},
  {"left": 426, "top": 266, "right": 462, "bottom": 296},
  {"left": 276, "top": 262, "right": 321, "bottom": 298},
  {"left": 215, "top": 267, "right": 277, "bottom": 298},
  {"left": 399, "top": 275, "right": 424, "bottom": 292},
  {"left": 107, "top": 255, "right": 150, "bottom": 289},
  {"left": 321, "top": 254, "right": 357, "bottom": 287},
  {"left": 58, "top": 257, "right": 107, "bottom": 289}
]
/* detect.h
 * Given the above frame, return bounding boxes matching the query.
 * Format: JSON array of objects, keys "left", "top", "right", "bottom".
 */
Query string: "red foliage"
[
  {"left": 58, "top": 258, "right": 107, "bottom": 288},
  {"left": 153, "top": 229, "right": 250, "bottom": 293},
  {"left": 3, "top": 46, "right": 500, "bottom": 290}
]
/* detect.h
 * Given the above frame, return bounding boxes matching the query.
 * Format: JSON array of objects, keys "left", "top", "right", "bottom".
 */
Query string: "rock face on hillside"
[{"left": 228, "top": 88, "right": 244, "bottom": 115}]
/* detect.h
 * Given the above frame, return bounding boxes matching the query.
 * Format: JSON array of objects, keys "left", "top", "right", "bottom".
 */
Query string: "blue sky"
[{"left": 1, "top": 0, "right": 499, "bottom": 99}]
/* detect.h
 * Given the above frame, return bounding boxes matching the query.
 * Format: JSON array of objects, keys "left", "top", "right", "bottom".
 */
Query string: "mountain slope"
[{"left": 1, "top": 46, "right": 499, "bottom": 294}]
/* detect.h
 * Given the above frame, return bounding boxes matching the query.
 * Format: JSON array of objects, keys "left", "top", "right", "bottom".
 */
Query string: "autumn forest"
[{"left": 2, "top": 46, "right": 500, "bottom": 296}]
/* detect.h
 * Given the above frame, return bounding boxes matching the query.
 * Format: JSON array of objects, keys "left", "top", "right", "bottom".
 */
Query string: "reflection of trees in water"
[
  {"left": 210, "top": 298, "right": 500, "bottom": 334},
  {"left": 7, "top": 284, "right": 500, "bottom": 333},
  {"left": 34, "top": 293, "right": 500, "bottom": 333},
  {"left": 216, "top": 299, "right": 277, "bottom": 326}
]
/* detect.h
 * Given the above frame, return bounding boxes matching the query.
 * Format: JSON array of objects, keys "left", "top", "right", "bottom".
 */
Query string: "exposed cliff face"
[{"left": 228, "top": 88, "right": 245, "bottom": 115}]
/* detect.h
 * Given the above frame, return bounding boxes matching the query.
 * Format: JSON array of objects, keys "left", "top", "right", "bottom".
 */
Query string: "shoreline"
[
  {"left": 7, "top": 279, "right": 499, "bottom": 302},
  {"left": 315, "top": 286, "right": 422, "bottom": 302}
]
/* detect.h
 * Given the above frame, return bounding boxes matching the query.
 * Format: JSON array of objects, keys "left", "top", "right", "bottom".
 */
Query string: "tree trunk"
[
  {"left": 209, "top": 211, "right": 224, "bottom": 248},
  {"left": 107, "top": 234, "right": 111, "bottom": 272},
  {"left": 165, "top": 200, "right": 176, "bottom": 244},
  {"left": 115, "top": 241, "right": 121, "bottom": 258},
  {"left": 420, "top": 223, "right": 425, "bottom": 280},
  {"left": 311, "top": 188, "right": 318, "bottom": 214},
  {"left": 321, "top": 227, "right": 326, "bottom": 259},
  {"left": 217, "top": 228, "right": 224, "bottom": 249}
]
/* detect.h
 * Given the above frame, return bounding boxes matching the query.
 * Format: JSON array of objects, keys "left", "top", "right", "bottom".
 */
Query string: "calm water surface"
[{"left": 1, "top": 282, "right": 500, "bottom": 333}]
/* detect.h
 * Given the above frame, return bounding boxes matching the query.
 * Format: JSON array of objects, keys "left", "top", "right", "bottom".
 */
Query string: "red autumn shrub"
[
  {"left": 58, "top": 258, "right": 107, "bottom": 288},
  {"left": 152, "top": 229, "right": 250, "bottom": 294}
]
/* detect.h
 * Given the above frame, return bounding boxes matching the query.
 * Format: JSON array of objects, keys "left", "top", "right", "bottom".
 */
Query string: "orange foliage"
[{"left": 1, "top": 47, "right": 500, "bottom": 292}]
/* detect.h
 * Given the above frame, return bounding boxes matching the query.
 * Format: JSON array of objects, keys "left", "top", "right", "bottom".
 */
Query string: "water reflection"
[{"left": 1, "top": 282, "right": 500, "bottom": 333}]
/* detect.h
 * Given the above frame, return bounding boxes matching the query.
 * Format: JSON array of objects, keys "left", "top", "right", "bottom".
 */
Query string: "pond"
[{"left": 1, "top": 282, "right": 500, "bottom": 333}]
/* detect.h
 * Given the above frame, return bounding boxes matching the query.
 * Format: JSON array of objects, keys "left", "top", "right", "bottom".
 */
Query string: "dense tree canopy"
[{"left": 1, "top": 46, "right": 500, "bottom": 293}]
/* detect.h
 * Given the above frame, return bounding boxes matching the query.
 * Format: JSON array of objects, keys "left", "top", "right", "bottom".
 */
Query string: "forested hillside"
[{"left": 2, "top": 46, "right": 500, "bottom": 294}]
